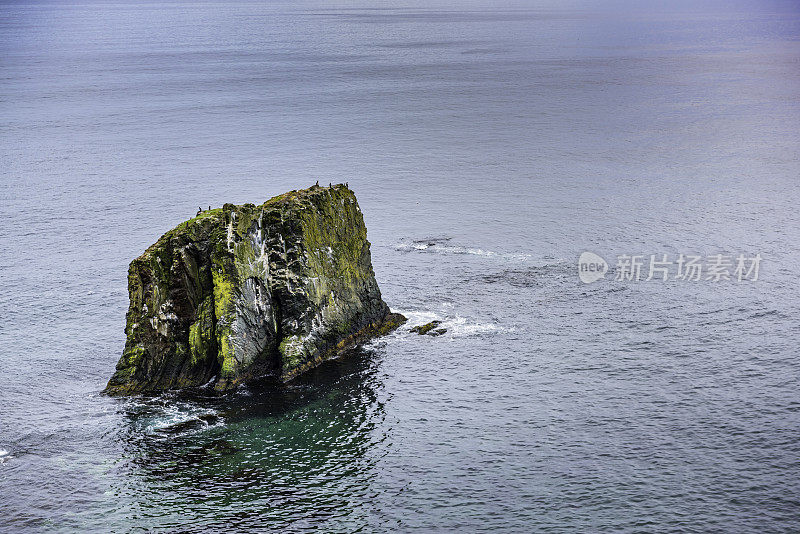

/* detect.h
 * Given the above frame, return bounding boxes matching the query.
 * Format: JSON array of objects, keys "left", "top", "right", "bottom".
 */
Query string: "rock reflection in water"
[{"left": 115, "top": 345, "right": 388, "bottom": 530}]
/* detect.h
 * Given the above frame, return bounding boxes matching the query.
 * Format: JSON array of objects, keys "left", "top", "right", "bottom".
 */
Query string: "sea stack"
[{"left": 105, "top": 184, "right": 405, "bottom": 395}]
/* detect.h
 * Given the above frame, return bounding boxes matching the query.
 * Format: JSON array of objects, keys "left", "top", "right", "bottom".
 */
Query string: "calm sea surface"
[{"left": 2, "top": 1, "right": 800, "bottom": 531}]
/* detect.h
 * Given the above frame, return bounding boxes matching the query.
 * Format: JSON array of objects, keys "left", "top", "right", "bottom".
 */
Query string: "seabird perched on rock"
[{"left": 315, "top": 180, "right": 319, "bottom": 186}]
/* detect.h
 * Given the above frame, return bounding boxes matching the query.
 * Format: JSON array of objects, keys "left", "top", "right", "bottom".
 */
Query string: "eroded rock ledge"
[{"left": 105, "top": 184, "right": 405, "bottom": 396}]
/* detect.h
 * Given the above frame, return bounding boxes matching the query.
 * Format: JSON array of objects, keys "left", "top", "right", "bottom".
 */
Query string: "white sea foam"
[
  {"left": 442, "top": 316, "right": 513, "bottom": 337},
  {"left": 397, "top": 309, "right": 513, "bottom": 338},
  {"left": 394, "top": 241, "right": 531, "bottom": 261},
  {"left": 0, "top": 449, "right": 10, "bottom": 464},
  {"left": 131, "top": 400, "right": 222, "bottom": 435},
  {"left": 395, "top": 309, "right": 442, "bottom": 327},
  {"left": 155, "top": 408, "right": 219, "bottom": 434}
]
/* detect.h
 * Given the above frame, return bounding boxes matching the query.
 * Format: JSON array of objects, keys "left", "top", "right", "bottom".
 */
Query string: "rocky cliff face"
[{"left": 105, "top": 185, "right": 405, "bottom": 395}]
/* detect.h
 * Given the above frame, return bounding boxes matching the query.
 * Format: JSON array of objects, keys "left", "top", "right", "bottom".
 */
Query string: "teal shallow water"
[{"left": 1, "top": 1, "right": 800, "bottom": 531}]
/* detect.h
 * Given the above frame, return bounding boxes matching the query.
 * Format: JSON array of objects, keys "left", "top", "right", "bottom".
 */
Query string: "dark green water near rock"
[
  {"left": 2, "top": 0, "right": 800, "bottom": 531},
  {"left": 113, "top": 350, "right": 392, "bottom": 531}
]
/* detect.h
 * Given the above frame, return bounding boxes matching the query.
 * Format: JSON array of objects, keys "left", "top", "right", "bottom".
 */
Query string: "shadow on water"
[{"left": 113, "top": 345, "right": 389, "bottom": 531}]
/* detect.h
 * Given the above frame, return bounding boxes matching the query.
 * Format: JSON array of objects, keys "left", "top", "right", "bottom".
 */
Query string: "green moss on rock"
[
  {"left": 105, "top": 184, "right": 405, "bottom": 396},
  {"left": 189, "top": 296, "right": 215, "bottom": 366},
  {"left": 410, "top": 321, "right": 446, "bottom": 336}
]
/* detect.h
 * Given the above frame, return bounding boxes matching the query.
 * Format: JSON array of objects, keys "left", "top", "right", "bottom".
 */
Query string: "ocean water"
[{"left": 2, "top": 0, "right": 800, "bottom": 531}]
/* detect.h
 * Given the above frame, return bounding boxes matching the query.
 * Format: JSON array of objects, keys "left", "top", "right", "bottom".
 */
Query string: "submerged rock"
[
  {"left": 410, "top": 321, "right": 447, "bottom": 336},
  {"left": 105, "top": 184, "right": 406, "bottom": 395},
  {"left": 155, "top": 414, "right": 221, "bottom": 435}
]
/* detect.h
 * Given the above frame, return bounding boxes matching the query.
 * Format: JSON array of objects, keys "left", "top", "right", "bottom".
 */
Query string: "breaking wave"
[
  {"left": 394, "top": 237, "right": 531, "bottom": 261},
  {"left": 445, "top": 316, "right": 513, "bottom": 337},
  {"left": 396, "top": 308, "right": 514, "bottom": 338},
  {"left": 127, "top": 398, "right": 224, "bottom": 436}
]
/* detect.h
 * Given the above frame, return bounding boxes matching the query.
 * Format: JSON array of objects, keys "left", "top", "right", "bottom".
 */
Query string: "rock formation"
[
  {"left": 410, "top": 321, "right": 447, "bottom": 336},
  {"left": 105, "top": 184, "right": 405, "bottom": 395}
]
